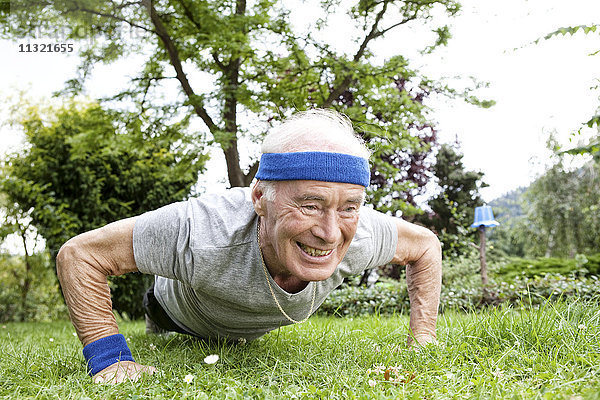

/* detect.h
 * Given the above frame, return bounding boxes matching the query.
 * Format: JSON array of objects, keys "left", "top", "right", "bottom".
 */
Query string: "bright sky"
[{"left": 1, "top": 0, "right": 599, "bottom": 203}]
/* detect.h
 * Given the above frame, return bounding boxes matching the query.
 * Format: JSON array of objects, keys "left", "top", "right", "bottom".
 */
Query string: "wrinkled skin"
[
  {"left": 252, "top": 180, "right": 365, "bottom": 292},
  {"left": 93, "top": 361, "right": 157, "bottom": 384},
  {"left": 57, "top": 181, "right": 441, "bottom": 384}
]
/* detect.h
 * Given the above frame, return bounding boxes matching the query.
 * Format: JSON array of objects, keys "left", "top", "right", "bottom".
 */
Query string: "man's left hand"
[{"left": 93, "top": 361, "right": 157, "bottom": 384}]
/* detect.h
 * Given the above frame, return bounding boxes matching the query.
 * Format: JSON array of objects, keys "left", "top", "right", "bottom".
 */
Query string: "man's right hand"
[{"left": 93, "top": 361, "right": 157, "bottom": 384}]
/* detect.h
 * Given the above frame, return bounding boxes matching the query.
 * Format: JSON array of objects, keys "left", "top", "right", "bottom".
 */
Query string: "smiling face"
[{"left": 252, "top": 180, "right": 365, "bottom": 285}]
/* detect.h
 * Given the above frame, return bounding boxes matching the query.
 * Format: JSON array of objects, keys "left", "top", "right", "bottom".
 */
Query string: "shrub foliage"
[
  {"left": 1, "top": 100, "right": 207, "bottom": 319},
  {"left": 318, "top": 253, "right": 600, "bottom": 317}
]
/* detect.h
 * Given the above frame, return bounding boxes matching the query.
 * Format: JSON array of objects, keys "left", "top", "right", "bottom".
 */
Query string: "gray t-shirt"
[{"left": 133, "top": 187, "right": 397, "bottom": 341}]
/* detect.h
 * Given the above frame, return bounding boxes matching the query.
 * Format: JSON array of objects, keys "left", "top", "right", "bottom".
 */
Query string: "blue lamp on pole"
[
  {"left": 471, "top": 205, "right": 499, "bottom": 288},
  {"left": 471, "top": 205, "right": 499, "bottom": 228}
]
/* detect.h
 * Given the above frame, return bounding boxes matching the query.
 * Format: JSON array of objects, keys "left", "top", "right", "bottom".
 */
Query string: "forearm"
[
  {"left": 406, "top": 240, "right": 442, "bottom": 343},
  {"left": 56, "top": 218, "right": 156, "bottom": 383},
  {"left": 57, "top": 244, "right": 119, "bottom": 346},
  {"left": 56, "top": 218, "right": 138, "bottom": 346}
]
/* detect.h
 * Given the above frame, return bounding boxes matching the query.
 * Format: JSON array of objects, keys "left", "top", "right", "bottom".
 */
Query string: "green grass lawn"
[{"left": 1, "top": 299, "right": 599, "bottom": 399}]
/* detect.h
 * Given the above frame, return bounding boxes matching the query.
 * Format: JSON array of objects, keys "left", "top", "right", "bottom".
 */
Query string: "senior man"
[{"left": 56, "top": 109, "right": 442, "bottom": 384}]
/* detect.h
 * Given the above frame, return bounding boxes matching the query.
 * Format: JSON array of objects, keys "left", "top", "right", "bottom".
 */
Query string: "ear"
[{"left": 251, "top": 182, "right": 266, "bottom": 217}]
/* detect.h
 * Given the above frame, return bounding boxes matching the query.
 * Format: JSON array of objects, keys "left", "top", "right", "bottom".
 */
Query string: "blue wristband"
[{"left": 82, "top": 334, "right": 135, "bottom": 376}]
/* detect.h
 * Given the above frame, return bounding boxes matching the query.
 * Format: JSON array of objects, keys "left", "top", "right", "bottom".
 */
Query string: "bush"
[
  {"left": 109, "top": 273, "right": 154, "bottom": 320},
  {"left": 494, "top": 253, "right": 600, "bottom": 280},
  {"left": 317, "top": 279, "right": 410, "bottom": 317},
  {"left": 319, "top": 253, "right": 600, "bottom": 317},
  {"left": 0, "top": 252, "right": 67, "bottom": 322}
]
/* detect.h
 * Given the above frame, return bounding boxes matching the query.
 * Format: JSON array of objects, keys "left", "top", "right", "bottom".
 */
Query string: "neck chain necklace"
[{"left": 257, "top": 218, "right": 316, "bottom": 324}]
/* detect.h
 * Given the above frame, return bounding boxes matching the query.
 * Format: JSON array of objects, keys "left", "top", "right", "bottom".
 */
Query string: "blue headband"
[{"left": 255, "top": 152, "right": 370, "bottom": 187}]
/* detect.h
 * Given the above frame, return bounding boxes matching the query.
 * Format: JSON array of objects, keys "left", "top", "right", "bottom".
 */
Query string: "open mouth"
[{"left": 297, "top": 242, "right": 333, "bottom": 257}]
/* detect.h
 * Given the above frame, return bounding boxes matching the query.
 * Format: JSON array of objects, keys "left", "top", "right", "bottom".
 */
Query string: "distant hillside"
[{"left": 489, "top": 187, "right": 527, "bottom": 224}]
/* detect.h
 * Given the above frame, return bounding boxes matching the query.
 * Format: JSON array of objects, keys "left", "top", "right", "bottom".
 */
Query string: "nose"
[{"left": 312, "top": 210, "right": 341, "bottom": 245}]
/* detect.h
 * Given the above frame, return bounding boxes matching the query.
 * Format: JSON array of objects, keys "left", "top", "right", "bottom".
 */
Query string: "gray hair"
[
  {"left": 261, "top": 109, "right": 371, "bottom": 159},
  {"left": 256, "top": 109, "right": 370, "bottom": 201},
  {"left": 255, "top": 180, "right": 277, "bottom": 202}
]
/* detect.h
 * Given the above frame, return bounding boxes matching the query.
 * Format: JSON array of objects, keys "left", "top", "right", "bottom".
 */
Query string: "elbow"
[
  {"left": 414, "top": 229, "right": 442, "bottom": 275},
  {"left": 422, "top": 229, "right": 442, "bottom": 270},
  {"left": 424, "top": 230, "right": 443, "bottom": 280},
  {"left": 56, "top": 237, "right": 84, "bottom": 283},
  {"left": 425, "top": 230, "right": 442, "bottom": 260},
  {"left": 411, "top": 226, "right": 442, "bottom": 262}
]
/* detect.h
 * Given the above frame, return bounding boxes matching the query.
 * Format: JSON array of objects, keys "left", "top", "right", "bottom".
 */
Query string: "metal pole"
[{"left": 478, "top": 225, "right": 489, "bottom": 286}]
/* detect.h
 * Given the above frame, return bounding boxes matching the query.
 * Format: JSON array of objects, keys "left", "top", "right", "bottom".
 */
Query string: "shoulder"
[
  {"left": 189, "top": 187, "right": 257, "bottom": 246},
  {"left": 339, "top": 206, "right": 398, "bottom": 273},
  {"left": 392, "top": 218, "right": 441, "bottom": 265},
  {"left": 135, "top": 187, "right": 257, "bottom": 248},
  {"left": 355, "top": 206, "right": 397, "bottom": 239}
]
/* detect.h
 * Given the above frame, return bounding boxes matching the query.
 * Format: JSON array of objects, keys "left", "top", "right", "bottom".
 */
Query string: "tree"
[
  {"left": 540, "top": 24, "right": 600, "bottom": 161},
  {"left": 1, "top": 0, "right": 490, "bottom": 216},
  {"left": 0, "top": 194, "right": 46, "bottom": 321},
  {"left": 505, "top": 24, "right": 600, "bottom": 259},
  {"left": 0, "top": 251, "right": 66, "bottom": 323},
  {"left": 520, "top": 161, "right": 600, "bottom": 258},
  {"left": 488, "top": 187, "right": 528, "bottom": 258},
  {"left": 1, "top": 99, "right": 208, "bottom": 317},
  {"left": 416, "top": 143, "right": 487, "bottom": 257}
]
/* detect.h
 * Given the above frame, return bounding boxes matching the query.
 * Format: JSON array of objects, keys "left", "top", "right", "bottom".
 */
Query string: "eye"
[{"left": 301, "top": 204, "right": 318, "bottom": 211}]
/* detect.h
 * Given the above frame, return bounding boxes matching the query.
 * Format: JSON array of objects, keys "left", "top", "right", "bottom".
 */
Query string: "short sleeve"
[
  {"left": 359, "top": 207, "right": 398, "bottom": 268},
  {"left": 339, "top": 207, "right": 398, "bottom": 276},
  {"left": 133, "top": 201, "right": 195, "bottom": 284},
  {"left": 132, "top": 188, "right": 256, "bottom": 286}
]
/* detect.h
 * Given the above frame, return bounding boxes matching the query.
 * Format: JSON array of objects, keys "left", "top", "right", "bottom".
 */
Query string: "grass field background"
[{"left": 1, "top": 298, "right": 599, "bottom": 399}]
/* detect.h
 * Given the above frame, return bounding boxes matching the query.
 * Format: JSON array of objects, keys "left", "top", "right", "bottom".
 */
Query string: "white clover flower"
[
  {"left": 578, "top": 324, "right": 587, "bottom": 330},
  {"left": 149, "top": 343, "right": 157, "bottom": 350},
  {"left": 491, "top": 369, "right": 504, "bottom": 378},
  {"left": 371, "top": 365, "right": 385, "bottom": 375},
  {"left": 204, "top": 354, "right": 219, "bottom": 364},
  {"left": 183, "top": 374, "right": 195, "bottom": 384},
  {"left": 72, "top": 332, "right": 77, "bottom": 337},
  {"left": 49, "top": 338, "right": 54, "bottom": 342},
  {"left": 368, "top": 379, "right": 377, "bottom": 387}
]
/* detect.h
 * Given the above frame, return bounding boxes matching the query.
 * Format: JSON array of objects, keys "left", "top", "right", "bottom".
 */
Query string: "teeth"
[{"left": 298, "top": 242, "right": 333, "bottom": 257}]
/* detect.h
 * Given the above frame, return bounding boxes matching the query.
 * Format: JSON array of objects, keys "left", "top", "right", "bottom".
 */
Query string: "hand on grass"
[
  {"left": 93, "top": 361, "right": 156, "bottom": 384},
  {"left": 407, "top": 333, "right": 438, "bottom": 349}
]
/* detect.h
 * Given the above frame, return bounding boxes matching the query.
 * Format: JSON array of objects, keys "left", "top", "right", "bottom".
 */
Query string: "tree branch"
[
  {"left": 174, "top": 0, "right": 203, "bottom": 31},
  {"left": 244, "top": 161, "right": 259, "bottom": 186},
  {"left": 378, "top": 15, "right": 415, "bottom": 37},
  {"left": 220, "top": 0, "right": 247, "bottom": 187},
  {"left": 353, "top": 0, "right": 389, "bottom": 62},
  {"left": 322, "top": 1, "right": 416, "bottom": 108},
  {"left": 142, "top": 0, "right": 218, "bottom": 132},
  {"left": 73, "top": 6, "right": 155, "bottom": 33},
  {"left": 212, "top": 52, "right": 226, "bottom": 71},
  {"left": 322, "top": 2, "right": 388, "bottom": 107}
]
